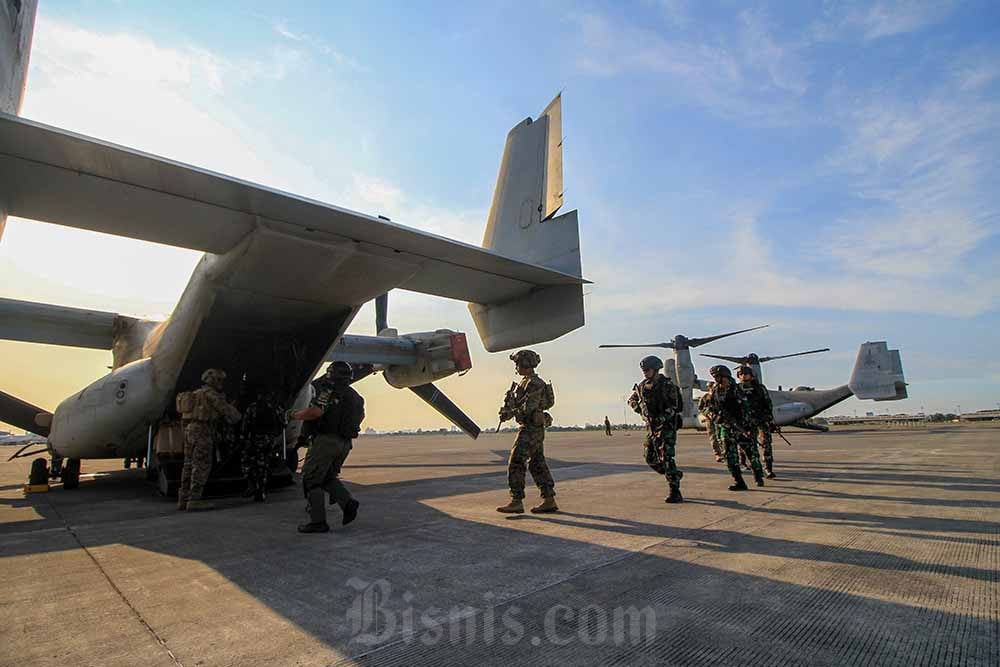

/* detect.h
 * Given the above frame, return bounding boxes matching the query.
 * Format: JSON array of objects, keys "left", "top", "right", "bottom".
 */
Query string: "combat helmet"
[
  {"left": 639, "top": 355, "right": 663, "bottom": 372},
  {"left": 708, "top": 365, "right": 732, "bottom": 379},
  {"left": 325, "top": 361, "right": 354, "bottom": 384},
  {"left": 510, "top": 349, "right": 541, "bottom": 368},
  {"left": 201, "top": 368, "right": 226, "bottom": 386}
]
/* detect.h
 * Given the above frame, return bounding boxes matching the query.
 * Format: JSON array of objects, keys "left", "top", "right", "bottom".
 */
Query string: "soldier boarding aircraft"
[
  {"left": 601, "top": 329, "right": 907, "bottom": 431},
  {"left": 0, "top": 1, "right": 586, "bottom": 491}
]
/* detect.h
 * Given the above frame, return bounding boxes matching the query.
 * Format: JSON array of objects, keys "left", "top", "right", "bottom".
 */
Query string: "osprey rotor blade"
[
  {"left": 686, "top": 325, "right": 768, "bottom": 348},
  {"left": 598, "top": 343, "right": 676, "bottom": 349},
  {"left": 758, "top": 348, "right": 830, "bottom": 363},
  {"left": 408, "top": 383, "right": 482, "bottom": 439},
  {"left": 699, "top": 353, "right": 750, "bottom": 364}
]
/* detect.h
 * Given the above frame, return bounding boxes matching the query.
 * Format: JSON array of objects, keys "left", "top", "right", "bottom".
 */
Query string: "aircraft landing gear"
[
  {"left": 49, "top": 456, "right": 63, "bottom": 480},
  {"left": 62, "top": 458, "right": 81, "bottom": 490}
]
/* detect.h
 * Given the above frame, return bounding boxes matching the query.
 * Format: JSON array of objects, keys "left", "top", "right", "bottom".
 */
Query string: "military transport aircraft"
[
  {"left": 600, "top": 332, "right": 907, "bottom": 431},
  {"left": 0, "top": 0, "right": 587, "bottom": 490}
]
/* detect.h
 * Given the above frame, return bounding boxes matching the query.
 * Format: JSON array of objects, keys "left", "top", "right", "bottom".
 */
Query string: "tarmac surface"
[{"left": 1, "top": 424, "right": 997, "bottom": 666}]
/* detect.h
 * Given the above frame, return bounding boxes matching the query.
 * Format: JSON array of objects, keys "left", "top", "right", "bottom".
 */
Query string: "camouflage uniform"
[
  {"left": 179, "top": 381, "right": 241, "bottom": 504},
  {"left": 704, "top": 380, "right": 764, "bottom": 485},
  {"left": 629, "top": 373, "right": 684, "bottom": 494},
  {"left": 739, "top": 379, "right": 776, "bottom": 475},
  {"left": 504, "top": 373, "right": 555, "bottom": 500},
  {"left": 240, "top": 396, "right": 283, "bottom": 498},
  {"left": 697, "top": 392, "right": 724, "bottom": 460}
]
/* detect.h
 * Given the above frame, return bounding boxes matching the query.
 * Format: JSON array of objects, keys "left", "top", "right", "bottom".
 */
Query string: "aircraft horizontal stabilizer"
[
  {"left": 0, "top": 114, "right": 585, "bottom": 309},
  {"left": 849, "top": 342, "right": 907, "bottom": 401}
]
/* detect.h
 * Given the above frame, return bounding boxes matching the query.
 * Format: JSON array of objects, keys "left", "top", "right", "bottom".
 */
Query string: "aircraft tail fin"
[
  {"left": 849, "top": 341, "right": 907, "bottom": 401},
  {"left": 469, "top": 94, "right": 585, "bottom": 352}
]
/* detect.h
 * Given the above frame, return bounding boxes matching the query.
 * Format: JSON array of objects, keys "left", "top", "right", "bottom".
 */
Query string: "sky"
[{"left": 2, "top": 0, "right": 999, "bottom": 433}]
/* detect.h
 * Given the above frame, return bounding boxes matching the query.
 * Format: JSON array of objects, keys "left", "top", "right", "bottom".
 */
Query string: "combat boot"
[
  {"left": 185, "top": 499, "right": 215, "bottom": 511},
  {"left": 298, "top": 521, "right": 330, "bottom": 533},
  {"left": 765, "top": 467, "right": 776, "bottom": 480},
  {"left": 728, "top": 472, "right": 748, "bottom": 491},
  {"left": 342, "top": 498, "right": 360, "bottom": 525},
  {"left": 753, "top": 470, "right": 765, "bottom": 487},
  {"left": 176, "top": 498, "right": 188, "bottom": 511},
  {"left": 530, "top": 496, "right": 559, "bottom": 514},
  {"left": 496, "top": 499, "right": 524, "bottom": 514},
  {"left": 665, "top": 487, "right": 683, "bottom": 504}
]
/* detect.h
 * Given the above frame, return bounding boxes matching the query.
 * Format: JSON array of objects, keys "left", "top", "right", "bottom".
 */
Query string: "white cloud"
[
  {"left": 343, "top": 174, "right": 484, "bottom": 246},
  {"left": 858, "top": 0, "right": 957, "bottom": 40},
  {"left": 272, "top": 19, "right": 363, "bottom": 70},
  {"left": 566, "top": 11, "right": 808, "bottom": 123},
  {"left": 826, "top": 213, "right": 991, "bottom": 278},
  {"left": 811, "top": 0, "right": 958, "bottom": 42},
  {"left": 588, "top": 214, "right": 1000, "bottom": 318}
]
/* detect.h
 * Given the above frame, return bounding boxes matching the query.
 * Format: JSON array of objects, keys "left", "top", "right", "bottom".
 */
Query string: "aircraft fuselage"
[{"left": 47, "top": 224, "right": 412, "bottom": 460}]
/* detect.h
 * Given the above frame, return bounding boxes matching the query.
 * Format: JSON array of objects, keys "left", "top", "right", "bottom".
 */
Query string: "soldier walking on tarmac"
[
  {"left": 703, "top": 365, "right": 765, "bottom": 491},
  {"left": 178, "top": 368, "right": 242, "bottom": 511},
  {"left": 698, "top": 387, "right": 725, "bottom": 463},
  {"left": 737, "top": 365, "right": 778, "bottom": 479},
  {"left": 289, "top": 361, "right": 365, "bottom": 534},
  {"left": 628, "top": 356, "right": 685, "bottom": 503},
  {"left": 496, "top": 350, "right": 558, "bottom": 514}
]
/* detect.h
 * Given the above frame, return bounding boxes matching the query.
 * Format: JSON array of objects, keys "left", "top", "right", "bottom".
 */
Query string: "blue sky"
[{"left": 2, "top": 0, "right": 999, "bottom": 429}]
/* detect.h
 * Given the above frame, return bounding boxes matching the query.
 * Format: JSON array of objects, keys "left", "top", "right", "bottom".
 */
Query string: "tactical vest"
[
  {"left": 191, "top": 387, "right": 222, "bottom": 422},
  {"left": 175, "top": 391, "right": 195, "bottom": 421},
  {"left": 638, "top": 376, "right": 673, "bottom": 419},
  {"left": 317, "top": 387, "right": 365, "bottom": 439}
]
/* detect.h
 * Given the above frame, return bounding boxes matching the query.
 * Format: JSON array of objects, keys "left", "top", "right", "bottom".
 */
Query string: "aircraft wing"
[
  {"left": 0, "top": 114, "right": 587, "bottom": 308},
  {"left": 0, "top": 297, "right": 120, "bottom": 349}
]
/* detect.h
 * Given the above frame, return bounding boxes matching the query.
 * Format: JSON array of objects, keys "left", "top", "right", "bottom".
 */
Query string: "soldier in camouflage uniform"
[
  {"left": 704, "top": 365, "right": 764, "bottom": 490},
  {"left": 496, "top": 350, "right": 558, "bottom": 514},
  {"left": 240, "top": 388, "right": 284, "bottom": 502},
  {"left": 629, "top": 356, "right": 685, "bottom": 503},
  {"left": 737, "top": 365, "right": 777, "bottom": 479},
  {"left": 178, "top": 368, "right": 242, "bottom": 511},
  {"left": 697, "top": 387, "right": 725, "bottom": 463}
]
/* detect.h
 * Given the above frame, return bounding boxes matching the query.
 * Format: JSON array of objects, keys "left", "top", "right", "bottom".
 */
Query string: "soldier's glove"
[{"left": 499, "top": 408, "right": 513, "bottom": 421}]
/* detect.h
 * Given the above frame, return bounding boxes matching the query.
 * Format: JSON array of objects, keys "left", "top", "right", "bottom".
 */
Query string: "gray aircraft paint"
[
  {"left": 0, "top": 0, "right": 36, "bottom": 241},
  {"left": 0, "top": 10, "right": 586, "bottom": 461}
]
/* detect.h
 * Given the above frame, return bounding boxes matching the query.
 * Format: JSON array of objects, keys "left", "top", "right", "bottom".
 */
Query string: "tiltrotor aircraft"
[
  {"left": 0, "top": 1, "right": 586, "bottom": 490},
  {"left": 601, "top": 328, "right": 907, "bottom": 430},
  {"left": 700, "top": 347, "right": 831, "bottom": 387}
]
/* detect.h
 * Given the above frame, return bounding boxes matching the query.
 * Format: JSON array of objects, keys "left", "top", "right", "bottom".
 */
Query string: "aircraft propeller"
[
  {"left": 372, "top": 292, "right": 481, "bottom": 439},
  {"left": 699, "top": 348, "right": 830, "bottom": 365},
  {"left": 598, "top": 325, "right": 768, "bottom": 350}
]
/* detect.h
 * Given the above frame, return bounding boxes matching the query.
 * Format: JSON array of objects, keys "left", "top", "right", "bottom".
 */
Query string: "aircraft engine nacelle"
[
  {"left": 383, "top": 331, "right": 473, "bottom": 389},
  {"left": 49, "top": 358, "right": 165, "bottom": 459}
]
